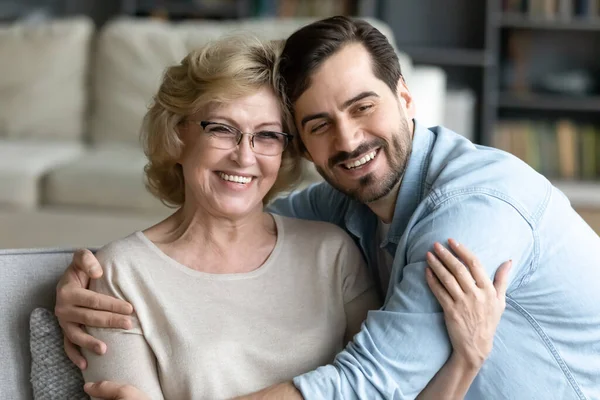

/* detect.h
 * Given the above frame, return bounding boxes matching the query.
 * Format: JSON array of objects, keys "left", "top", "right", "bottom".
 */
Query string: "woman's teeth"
[
  {"left": 219, "top": 173, "right": 252, "bottom": 184},
  {"left": 344, "top": 150, "right": 377, "bottom": 169}
]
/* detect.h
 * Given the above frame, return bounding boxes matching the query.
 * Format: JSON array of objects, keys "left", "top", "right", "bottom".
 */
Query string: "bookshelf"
[
  {"left": 498, "top": 93, "right": 600, "bottom": 111},
  {"left": 400, "top": 47, "right": 493, "bottom": 67},
  {"left": 374, "top": 0, "right": 600, "bottom": 208},
  {"left": 498, "top": 12, "right": 600, "bottom": 30},
  {"left": 555, "top": 181, "right": 600, "bottom": 208}
]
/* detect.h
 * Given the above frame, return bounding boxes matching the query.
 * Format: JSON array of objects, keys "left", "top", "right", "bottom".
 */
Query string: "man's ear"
[{"left": 396, "top": 76, "right": 416, "bottom": 119}]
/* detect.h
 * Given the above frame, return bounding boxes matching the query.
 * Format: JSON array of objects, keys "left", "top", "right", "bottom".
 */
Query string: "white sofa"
[{"left": 0, "top": 16, "right": 447, "bottom": 248}]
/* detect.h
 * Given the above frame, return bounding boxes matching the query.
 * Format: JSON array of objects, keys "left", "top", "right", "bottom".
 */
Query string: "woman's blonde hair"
[{"left": 141, "top": 35, "right": 302, "bottom": 207}]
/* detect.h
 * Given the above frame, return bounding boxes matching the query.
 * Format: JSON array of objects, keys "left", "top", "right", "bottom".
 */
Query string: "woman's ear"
[
  {"left": 176, "top": 120, "right": 192, "bottom": 145},
  {"left": 174, "top": 121, "right": 189, "bottom": 164}
]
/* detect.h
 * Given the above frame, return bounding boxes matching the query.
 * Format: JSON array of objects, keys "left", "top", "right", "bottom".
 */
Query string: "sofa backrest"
[
  {"left": 0, "top": 17, "right": 93, "bottom": 141},
  {"left": 89, "top": 16, "right": 407, "bottom": 145},
  {"left": 0, "top": 248, "right": 76, "bottom": 400}
]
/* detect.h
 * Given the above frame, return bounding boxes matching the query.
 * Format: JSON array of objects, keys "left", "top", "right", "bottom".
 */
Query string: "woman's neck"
[{"left": 145, "top": 201, "right": 276, "bottom": 273}]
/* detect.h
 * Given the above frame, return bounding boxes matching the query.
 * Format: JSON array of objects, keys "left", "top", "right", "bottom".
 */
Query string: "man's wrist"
[
  {"left": 449, "top": 351, "right": 483, "bottom": 374},
  {"left": 231, "top": 381, "right": 303, "bottom": 400}
]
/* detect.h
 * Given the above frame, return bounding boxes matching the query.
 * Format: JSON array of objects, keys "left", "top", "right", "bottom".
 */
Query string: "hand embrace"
[
  {"left": 425, "top": 239, "right": 511, "bottom": 368},
  {"left": 54, "top": 249, "right": 133, "bottom": 369},
  {"left": 84, "top": 381, "right": 150, "bottom": 400}
]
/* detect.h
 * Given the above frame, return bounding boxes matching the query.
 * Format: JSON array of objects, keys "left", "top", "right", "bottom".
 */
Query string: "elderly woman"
[
  {"left": 81, "top": 36, "right": 379, "bottom": 399},
  {"left": 59, "top": 35, "right": 508, "bottom": 400}
]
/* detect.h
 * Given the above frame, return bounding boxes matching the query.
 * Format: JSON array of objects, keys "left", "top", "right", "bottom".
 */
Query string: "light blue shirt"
[{"left": 269, "top": 121, "right": 600, "bottom": 399}]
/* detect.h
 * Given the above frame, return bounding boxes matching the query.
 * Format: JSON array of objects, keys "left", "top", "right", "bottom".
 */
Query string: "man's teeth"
[
  {"left": 344, "top": 150, "right": 377, "bottom": 169},
  {"left": 219, "top": 173, "right": 252, "bottom": 184}
]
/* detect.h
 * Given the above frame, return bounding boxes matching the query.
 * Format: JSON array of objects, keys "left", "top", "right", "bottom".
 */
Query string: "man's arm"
[
  {"left": 290, "top": 194, "right": 533, "bottom": 399},
  {"left": 416, "top": 241, "right": 511, "bottom": 399},
  {"left": 268, "top": 182, "right": 348, "bottom": 225},
  {"left": 234, "top": 236, "right": 511, "bottom": 400}
]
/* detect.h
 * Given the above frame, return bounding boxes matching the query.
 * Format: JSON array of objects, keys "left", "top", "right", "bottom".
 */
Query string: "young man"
[{"left": 57, "top": 17, "right": 600, "bottom": 399}]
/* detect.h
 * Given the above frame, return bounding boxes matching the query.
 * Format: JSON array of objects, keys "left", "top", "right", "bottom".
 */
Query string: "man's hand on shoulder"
[
  {"left": 54, "top": 249, "right": 133, "bottom": 369},
  {"left": 231, "top": 382, "right": 303, "bottom": 400}
]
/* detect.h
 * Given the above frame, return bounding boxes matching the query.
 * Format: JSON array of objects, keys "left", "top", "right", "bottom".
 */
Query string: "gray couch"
[{"left": 0, "top": 248, "right": 80, "bottom": 400}]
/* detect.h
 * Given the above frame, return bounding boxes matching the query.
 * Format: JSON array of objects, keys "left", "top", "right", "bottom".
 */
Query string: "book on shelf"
[
  {"left": 503, "top": 0, "right": 600, "bottom": 20},
  {"left": 494, "top": 119, "right": 600, "bottom": 181}
]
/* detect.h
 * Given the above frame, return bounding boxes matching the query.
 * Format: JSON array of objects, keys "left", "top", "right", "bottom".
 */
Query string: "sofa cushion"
[
  {"left": 0, "top": 17, "right": 93, "bottom": 140},
  {"left": 0, "top": 140, "right": 85, "bottom": 209},
  {"left": 0, "top": 248, "right": 78, "bottom": 400},
  {"left": 44, "top": 145, "right": 168, "bottom": 212},
  {"left": 89, "top": 17, "right": 402, "bottom": 145},
  {"left": 30, "top": 308, "right": 87, "bottom": 400}
]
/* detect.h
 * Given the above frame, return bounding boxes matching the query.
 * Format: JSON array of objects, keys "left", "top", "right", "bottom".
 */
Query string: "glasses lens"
[
  {"left": 253, "top": 131, "right": 287, "bottom": 155},
  {"left": 203, "top": 123, "right": 238, "bottom": 149}
]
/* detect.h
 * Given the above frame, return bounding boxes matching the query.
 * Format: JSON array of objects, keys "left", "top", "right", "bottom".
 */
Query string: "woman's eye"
[
  {"left": 256, "top": 131, "right": 279, "bottom": 140},
  {"left": 211, "top": 127, "right": 235, "bottom": 134}
]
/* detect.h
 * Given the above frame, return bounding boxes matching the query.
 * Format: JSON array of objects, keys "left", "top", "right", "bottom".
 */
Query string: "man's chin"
[
  {"left": 342, "top": 173, "right": 402, "bottom": 204},
  {"left": 332, "top": 180, "right": 391, "bottom": 204}
]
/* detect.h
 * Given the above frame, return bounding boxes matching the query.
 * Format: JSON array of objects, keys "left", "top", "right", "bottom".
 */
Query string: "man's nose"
[{"left": 333, "top": 118, "right": 363, "bottom": 153}]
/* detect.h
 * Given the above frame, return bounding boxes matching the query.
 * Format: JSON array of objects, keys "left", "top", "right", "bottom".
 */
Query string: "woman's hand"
[
  {"left": 54, "top": 249, "right": 134, "bottom": 369},
  {"left": 84, "top": 381, "right": 150, "bottom": 400},
  {"left": 425, "top": 239, "right": 512, "bottom": 368}
]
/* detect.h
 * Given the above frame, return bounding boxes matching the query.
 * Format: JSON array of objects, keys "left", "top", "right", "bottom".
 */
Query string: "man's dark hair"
[{"left": 278, "top": 16, "right": 402, "bottom": 108}]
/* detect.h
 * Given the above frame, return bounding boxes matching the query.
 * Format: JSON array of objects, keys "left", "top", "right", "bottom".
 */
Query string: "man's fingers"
[
  {"left": 70, "top": 289, "right": 133, "bottom": 315},
  {"left": 84, "top": 381, "right": 144, "bottom": 400},
  {"left": 64, "top": 335, "right": 87, "bottom": 370},
  {"left": 426, "top": 251, "right": 463, "bottom": 300},
  {"left": 425, "top": 267, "right": 453, "bottom": 310},
  {"left": 494, "top": 260, "right": 513, "bottom": 299},
  {"left": 64, "top": 307, "right": 132, "bottom": 329},
  {"left": 73, "top": 249, "right": 103, "bottom": 279},
  {"left": 84, "top": 381, "right": 121, "bottom": 399},
  {"left": 447, "top": 238, "right": 492, "bottom": 289},
  {"left": 433, "top": 242, "right": 477, "bottom": 292},
  {"left": 63, "top": 322, "right": 107, "bottom": 354}
]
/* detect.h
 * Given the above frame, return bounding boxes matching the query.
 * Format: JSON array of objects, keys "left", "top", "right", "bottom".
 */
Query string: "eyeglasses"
[{"left": 190, "top": 120, "right": 293, "bottom": 156}]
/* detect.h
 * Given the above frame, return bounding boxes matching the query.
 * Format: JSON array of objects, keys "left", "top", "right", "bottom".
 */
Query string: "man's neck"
[{"left": 367, "top": 181, "right": 401, "bottom": 223}]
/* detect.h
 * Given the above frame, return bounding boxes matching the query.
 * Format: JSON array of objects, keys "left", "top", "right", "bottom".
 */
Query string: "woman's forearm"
[{"left": 416, "top": 353, "right": 481, "bottom": 400}]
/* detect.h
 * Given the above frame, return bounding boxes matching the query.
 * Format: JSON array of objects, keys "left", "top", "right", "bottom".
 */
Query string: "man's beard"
[{"left": 316, "top": 120, "right": 412, "bottom": 204}]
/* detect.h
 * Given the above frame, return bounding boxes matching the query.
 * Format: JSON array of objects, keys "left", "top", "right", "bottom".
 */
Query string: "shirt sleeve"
[
  {"left": 337, "top": 232, "right": 382, "bottom": 341},
  {"left": 293, "top": 193, "right": 536, "bottom": 399},
  {"left": 82, "top": 254, "right": 164, "bottom": 400},
  {"left": 268, "top": 182, "right": 348, "bottom": 226}
]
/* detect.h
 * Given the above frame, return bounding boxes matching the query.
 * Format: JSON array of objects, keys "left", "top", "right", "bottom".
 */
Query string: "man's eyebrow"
[
  {"left": 300, "top": 112, "right": 329, "bottom": 129},
  {"left": 341, "top": 91, "right": 379, "bottom": 110},
  {"left": 299, "top": 91, "right": 379, "bottom": 129}
]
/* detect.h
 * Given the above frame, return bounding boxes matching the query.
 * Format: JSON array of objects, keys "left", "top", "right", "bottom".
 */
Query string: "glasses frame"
[{"left": 190, "top": 120, "right": 293, "bottom": 156}]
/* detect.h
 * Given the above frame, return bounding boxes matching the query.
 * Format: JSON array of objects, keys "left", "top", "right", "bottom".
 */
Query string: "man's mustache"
[{"left": 328, "top": 139, "right": 386, "bottom": 168}]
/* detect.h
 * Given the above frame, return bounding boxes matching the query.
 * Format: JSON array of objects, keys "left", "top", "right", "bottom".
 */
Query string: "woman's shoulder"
[{"left": 95, "top": 232, "right": 149, "bottom": 271}]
